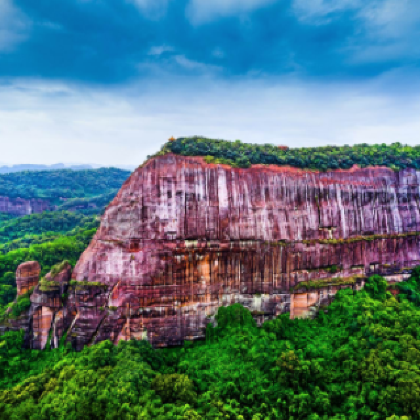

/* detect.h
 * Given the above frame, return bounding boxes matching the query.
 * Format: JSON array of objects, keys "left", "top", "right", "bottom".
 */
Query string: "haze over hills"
[{"left": 0, "top": 163, "right": 136, "bottom": 174}]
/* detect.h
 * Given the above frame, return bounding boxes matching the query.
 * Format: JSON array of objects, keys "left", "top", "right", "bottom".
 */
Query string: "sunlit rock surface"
[{"left": 16, "top": 261, "right": 41, "bottom": 296}]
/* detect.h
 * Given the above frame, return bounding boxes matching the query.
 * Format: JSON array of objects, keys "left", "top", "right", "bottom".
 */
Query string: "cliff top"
[{"left": 151, "top": 136, "right": 420, "bottom": 172}]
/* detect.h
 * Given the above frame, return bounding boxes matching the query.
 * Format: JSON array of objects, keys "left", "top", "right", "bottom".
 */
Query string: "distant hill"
[
  {"left": 0, "top": 167, "right": 131, "bottom": 218},
  {"left": 0, "top": 163, "right": 136, "bottom": 174},
  {"left": 0, "top": 163, "right": 94, "bottom": 174},
  {"left": 0, "top": 167, "right": 131, "bottom": 201}
]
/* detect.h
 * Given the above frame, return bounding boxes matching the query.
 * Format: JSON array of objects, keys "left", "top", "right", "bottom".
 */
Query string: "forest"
[
  {"left": 0, "top": 168, "right": 130, "bottom": 202},
  {"left": 0, "top": 273, "right": 419, "bottom": 419},
  {"left": 165, "top": 137, "right": 420, "bottom": 171},
  {"left": 0, "top": 210, "right": 98, "bottom": 311},
  {"left": 0, "top": 167, "right": 130, "bottom": 316},
  {"left": 0, "top": 211, "right": 98, "bottom": 244}
]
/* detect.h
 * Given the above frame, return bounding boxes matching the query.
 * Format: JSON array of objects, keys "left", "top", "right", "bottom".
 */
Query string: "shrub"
[
  {"left": 50, "top": 260, "right": 71, "bottom": 278},
  {"left": 364, "top": 274, "right": 388, "bottom": 301},
  {"left": 152, "top": 373, "right": 197, "bottom": 405},
  {"left": 164, "top": 136, "right": 420, "bottom": 172}
]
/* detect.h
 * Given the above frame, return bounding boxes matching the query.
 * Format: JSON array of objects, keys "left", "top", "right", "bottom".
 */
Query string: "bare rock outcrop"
[
  {"left": 0, "top": 261, "right": 73, "bottom": 350},
  {"left": 16, "top": 261, "right": 41, "bottom": 296},
  {"left": 3, "top": 154, "right": 420, "bottom": 349}
]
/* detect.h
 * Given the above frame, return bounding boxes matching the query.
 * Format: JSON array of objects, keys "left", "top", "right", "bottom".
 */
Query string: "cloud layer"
[
  {"left": 1, "top": 77, "right": 420, "bottom": 165},
  {"left": 0, "top": 0, "right": 30, "bottom": 52},
  {"left": 1, "top": 1, "right": 420, "bottom": 165},
  {"left": 0, "top": 0, "right": 418, "bottom": 83}
]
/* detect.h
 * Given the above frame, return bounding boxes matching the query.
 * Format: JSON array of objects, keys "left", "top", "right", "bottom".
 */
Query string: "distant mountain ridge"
[
  {"left": 0, "top": 167, "right": 131, "bottom": 217},
  {"left": 0, "top": 164, "right": 94, "bottom": 174},
  {"left": 0, "top": 163, "right": 136, "bottom": 174}
]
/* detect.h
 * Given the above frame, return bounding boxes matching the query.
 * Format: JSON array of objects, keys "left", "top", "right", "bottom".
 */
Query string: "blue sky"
[{"left": 1, "top": 0, "right": 420, "bottom": 165}]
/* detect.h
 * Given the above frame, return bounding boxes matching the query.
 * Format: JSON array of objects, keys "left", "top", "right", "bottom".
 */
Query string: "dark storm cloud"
[{"left": 1, "top": 0, "right": 420, "bottom": 83}]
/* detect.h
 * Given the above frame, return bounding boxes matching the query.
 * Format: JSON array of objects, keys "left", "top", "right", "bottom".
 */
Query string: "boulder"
[{"left": 16, "top": 261, "right": 41, "bottom": 296}]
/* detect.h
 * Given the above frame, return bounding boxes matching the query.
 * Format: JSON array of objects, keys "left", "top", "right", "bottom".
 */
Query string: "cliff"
[{"left": 4, "top": 153, "right": 420, "bottom": 349}]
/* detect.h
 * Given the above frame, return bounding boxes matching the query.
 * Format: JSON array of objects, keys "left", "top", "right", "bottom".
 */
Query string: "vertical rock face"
[
  {"left": 67, "top": 154, "right": 420, "bottom": 348},
  {"left": 0, "top": 197, "right": 52, "bottom": 216},
  {"left": 30, "top": 261, "right": 73, "bottom": 350},
  {"left": 0, "top": 261, "right": 73, "bottom": 350},
  {"left": 0, "top": 261, "right": 41, "bottom": 346},
  {"left": 16, "top": 261, "right": 41, "bottom": 295},
  {"left": 3, "top": 154, "right": 420, "bottom": 349}
]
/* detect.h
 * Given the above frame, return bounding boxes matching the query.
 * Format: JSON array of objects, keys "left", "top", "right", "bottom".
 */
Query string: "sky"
[{"left": 1, "top": 0, "right": 420, "bottom": 166}]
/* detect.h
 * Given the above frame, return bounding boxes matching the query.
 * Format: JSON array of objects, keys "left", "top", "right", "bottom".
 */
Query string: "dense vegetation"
[
  {"left": 0, "top": 166, "right": 129, "bottom": 311},
  {"left": 0, "top": 207, "right": 99, "bottom": 308},
  {"left": 57, "top": 191, "right": 119, "bottom": 214},
  {"left": 0, "top": 211, "right": 98, "bottom": 244},
  {"left": 0, "top": 229, "right": 96, "bottom": 310},
  {"left": 165, "top": 136, "right": 420, "bottom": 171},
  {"left": 0, "top": 168, "right": 130, "bottom": 203},
  {"left": 0, "top": 274, "right": 419, "bottom": 419},
  {"left": 0, "top": 167, "right": 126, "bottom": 318}
]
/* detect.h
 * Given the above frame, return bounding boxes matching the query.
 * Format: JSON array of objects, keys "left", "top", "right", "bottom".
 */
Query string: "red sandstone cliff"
[{"left": 4, "top": 154, "right": 420, "bottom": 349}]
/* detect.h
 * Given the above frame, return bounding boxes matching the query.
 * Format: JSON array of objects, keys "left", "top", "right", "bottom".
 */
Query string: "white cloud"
[
  {"left": 293, "top": 0, "right": 420, "bottom": 62},
  {"left": 293, "top": 0, "right": 361, "bottom": 23},
  {"left": 186, "top": 0, "right": 277, "bottom": 24},
  {"left": 139, "top": 53, "right": 222, "bottom": 76},
  {"left": 0, "top": 0, "right": 30, "bottom": 52},
  {"left": 361, "top": 0, "right": 418, "bottom": 37},
  {"left": 148, "top": 45, "right": 174, "bottom": 56},
  {"left": 1, "top": 76, "right": 420, "bottom": 166},
  {"left": 351, "top": 0, "right": 420, "bottom": 62},
  {"left": 129, "top": 0, "right": 171, "bottom": 19},
  {"left": 173, "top": 54, "right": 222, "bottom": 73}
]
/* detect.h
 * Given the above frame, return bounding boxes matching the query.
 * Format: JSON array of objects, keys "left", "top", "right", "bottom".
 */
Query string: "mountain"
[
  {"left": 0, "top": 163, "right": 94, "bottom": 174},
  {"left": 0, "top": 163, "right": 137, "bottom": 174},
  {"left": 0, "top": 167, "right": 131, "bottom": 217},
  {"left": 3, "top": 138, "right": 420, "bottom": 350}
]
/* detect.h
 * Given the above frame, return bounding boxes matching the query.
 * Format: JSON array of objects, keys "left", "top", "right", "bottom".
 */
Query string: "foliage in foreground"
[
  {"left": 165, "top": 136, "right": 420, "bottom": 171},
  {"left": 1, "top": 275, "right": 420, "bottom": 419}
]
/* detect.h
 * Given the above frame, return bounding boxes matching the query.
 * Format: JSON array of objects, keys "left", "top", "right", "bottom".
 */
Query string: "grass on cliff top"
[
  {"left": 290, "top": 275, "right": 364, "bottom": 292},
  {"left": 69, "top": 280, "right": 108, "bottom": 289},
  {"left": 39, "top": 278, "right": 62, "bottom": 292},
  {"left": 3, "top": 273, "right": 420, "bottom": 419},
  {"left": 49, "top": 260, "right": 71, "bottom": 278},
  {"left": 152, "top": 136, "right": 420, "bottom": 171}
]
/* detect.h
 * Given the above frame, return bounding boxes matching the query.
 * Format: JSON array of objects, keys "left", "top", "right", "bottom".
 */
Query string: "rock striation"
[
  {"left": 16, "top": 261, "right": 41, "bottom": 296},
  {"left": 3, "top": 153, "right": 420, "bottom": 349},
  {"left": 30, "top": 261, "right": 73, "bottom": 350}
]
